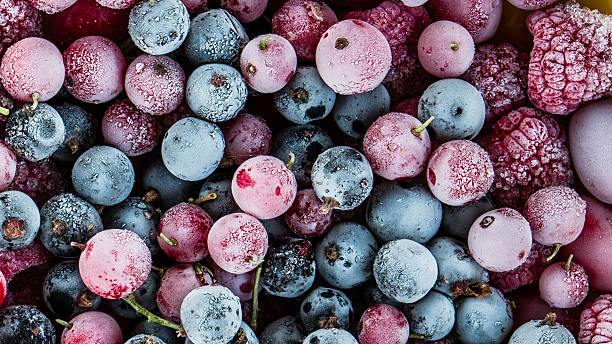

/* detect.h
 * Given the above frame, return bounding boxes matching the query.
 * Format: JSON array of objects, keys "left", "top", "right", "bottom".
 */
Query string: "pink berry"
[
  {"left": 506, "top": 0, "right": 556, "bottom": 10},
  {"left": 9, "top": 157, "right": 67, "bottom": 206},
  {"left": 231, "top": 155, "right": 297, "bottom": 220},
  {"left": 580, "top": 294, "right": 612, "bottom": 344},
  {"left": 221, "top": 113, "right": 272, "bottom": 165},
  {"left": 561, "top": 195, "right": 612, "bottom": 292},
  {"left": 284, "top": 188, "right": 333, "bottom": 238},
  {"left": 524, "top": 186, "right": 586, "bottom": 246},
  {"left": 61, "top": 311, "right": 123, "bottom": 344},
  {"left": 539, "top": 260, "right": 589, "bottom": 309},
  {"left": 156, "top": 264, "right": 213, "bottom": 323},
  {"left": 240, "top": 34, "right": 297, "bottom": 94},
  {"left": 426, "top": 0, "right": 503, "bottom": 44},
  {"left": 271, "top": 0, "right": 338, "bottom": 62},
  {"left": 157, "top": 203, "right": 213, "bottom": 263},
  {"left": 207, "top": 212, "right": 268, "bottom": 274},
  {"left": 363, "top": 112, "right": 432, "bottom": 181},
  {"left": 27, "top": 0, "right": 76, "bottom": 13},
  {"left": 211, "top": 261, "right": 259, "bottom": 301},
  {"left": 79, "top": 229, "right": 152, "bottom": 299},
  {"left": 96, "top": 0, "right": 137, "bottom": 9},
  {"left": 0, "top": 270, "right": 5, "bottom": 307},
  {"left": 0, "top": 0, "right": 42, "bottom": 56},
  {"left": 358, "top": 304, "right": 410, "bottom": 344},
  {"left": 125, "top": 54, "right": 185, "bottom": 116},
  {"left": 426, "top": 140, "right": 494, "bottom": 206},
  {"left": 468, "top": 208, "right": 533, "bottom": 272},
  {"left": 63, "top": 35, "right": 126, "bottom": 104},
  {"left": 489, "top": 242, "right": 555, "bottom": 293},
  {"left": 316, "top": 19, "right": 392, "bottom": 95},
  {"left": 102, "top": 99, "right": 162, "bottom": 156},
  {"left": 0, "top": 140, "right": 16, "bottom": 190},
  {"left": 0, "top": 37, "right": 64, "bottom": 102},
  {"left": 0, "top": 240, "right": 51, "bottom": 284},
  {"left": 417, "top": 20, "right": 475, "bottom": 78},
  {"left": 221, "top": 0, "right": 266, "bottom": 23}
]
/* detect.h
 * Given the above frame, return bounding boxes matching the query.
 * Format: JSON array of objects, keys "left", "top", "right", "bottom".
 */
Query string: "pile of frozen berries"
[{"left": 0, "top": 0, "right": 611, "bottom": 343}]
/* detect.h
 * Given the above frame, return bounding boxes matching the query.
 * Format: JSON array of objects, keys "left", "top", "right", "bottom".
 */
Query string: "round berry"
[
  {"left": 102, "top": 99, "right": 162, "bottom": 156},
  {"left": 142, "top": 158, "right": 200, "bottom": 210},
  {"left": 418, "top": 20, "right": 474, "bottom": 78},
  {"left": 454, "top": 287, "right": 513, "bottom": 344},
  {"left": 300, "top": 287, "right": 354, "bottom": 332},
  {"left": 221, "top": 0, "right": 266, "bottom": 23},
  {"left": 61, "top": 311, "right": 123, "bottom": 344},
  {"left": 284, "top": 188, "right": 333, "bottom": 238},
  {"left": 0, "top": 141, "right": 16, "bottom": 189},
  {"left": 539, "top": 259, "right": 589, "bottom": 309},
  {"left": 128, "top": 0, "right": 190, "bottom": 55},
  {"left": 332, "top": 84, "right": 391, "bottom": 138},
  {"left": 156, "top": 264, "right": 213, "bottom": 323},
  {"left": 240, "top": 34, "right": 297, "bottom": 94},
  {"left": 404, "top": 291, "right": 455, "bottom": 341},
  {"left": 43, "top": 260, "right": 102, "bottom": 318},
  {"left": 97, "top": 0, "right": 136, "bottom": 9},
  {"left": 426, "top": 0, "right": 503, "bottom": 44},
  {"left": 52, "top": 103, "right": 98, "bottom": 162},
  {"left": 222, "top": 112, "right": 272, "bottom": 165},
  {"left": 27, "top": 0, "right": 76, "bottom": 13},
  {"left": 102, "top": 197, "right": 161, "bottom": 255},
  {"left": 303, "top": 329, "right": 358, "bottom": 344},
  {"left": 509, "top": 317, "right": 575, "bottom": 344},
  {"left": 211, "top": 262, "right": 259, "bottom": 301},
  {"left": 261, "top": 237, "right": 316, "bottom": 298},
  {"left": 157, "top": 203, "right": 213, "bottom": 263},
  {"left": 0, "top": 305, "right": 56, "bottom": 343},
  {"left": 0, "top": 190, "right": 40, "bottom": 251},
  {"left": 358, "top": 304, "right": 410, "bottom": 344},
  {"left": 0, "top": 0, "right": 42, "bottom": 55},
  {"left": 260, "top": 316, "right": 305, "bottom": 344},
  {"left": 197, "top": 177, "right": 240, "bottom": 221}
]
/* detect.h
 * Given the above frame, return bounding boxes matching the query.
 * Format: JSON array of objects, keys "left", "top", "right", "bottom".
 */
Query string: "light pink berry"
[
  {"left": 418, "top": 20, "right": 475, "bottom": 78},
  {"left": 240, "top": 34, "right": 297, "bottom": 94},
  {"left": 0, "top": 140, "right": 16, "bottom": 190},
  {"left": 539, "top": 261, "right": 589, "bottom": 309}
]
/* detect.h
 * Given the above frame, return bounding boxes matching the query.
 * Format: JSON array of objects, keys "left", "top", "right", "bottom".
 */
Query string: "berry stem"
[
  {"left": 194, "top": 262, "right": 214, "bottom": 278},
  {"left": 546, "top": 243, "right": 561, "bottom": 262},
  {"left": 151, "top": 265, "right": 165, "bottom": 276},
  {"left": 409, "top": 334, "right": 425, "bottom": 339},
  {"left": 70, "top": 242, "right": 86, "bottom": 251},
  {"left": 0, "top": 106, "right": 8, "bottom": 116},
  {"left": 538, "top": 313, "right": 557, "bottom": 327},
  {"left": 564, "top": 254, "right": 574, "bottom": 272},
  {"left": 55, "top": 319, "right": 73, "bottom": 329},
  {"left": 259, "top": 35, "right": 272, "bottom": 50},
  {"left": 122, "top": 294, "right": 181, "bottom": 331},
  {"left": 285, "top": 152, "right": 295, "bottom": 169},
  {"left": 30, "top": 93, "right": 39, "bottom": 111},
  {"left": 250, "top": 261, "right": 263, "bottom": 332},
  {"left": 320, "top": 197, "right": 339, "bottom": 214},
  {"left": 449, "top": 43, "right": 459, "bottom": 51},
  {"left": 159, "top": 232, "right": 178, "bottom": 247},
  {"left": 142, "top": 189, "right": 161, "bottom": 204},
  {"left": 411, "top": 116, "right": 434, "bottom": 137},
  {"left": 188, "top": 192, "right": 217, "bottom": 205}
]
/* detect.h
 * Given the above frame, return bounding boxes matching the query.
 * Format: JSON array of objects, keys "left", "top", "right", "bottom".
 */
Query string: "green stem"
[
  {"left": 122, "top": 294, "right": 180, "bottom": 330},
  {"left": 564, "top": 254, "right": 574, "bottom": 272},
  {"left": 55, "top": 319, "right": 73, "bottom": 329},
  {"left": 412, "top": 116, "right": 434, "bottom": 137},
  {"left": 151, "top": 265, "right": 165, "bottom": 276},
  {"left": 188, "top": 192, "right": 217, "bottom": 204},
  {"left": 250, "top": 262, "right": 263, "bottom": 332},
  {"left": 449, "top": 43, "right": 459, "bottom": 51},
  {"left": 30, "top": 93, "right": 39, "bottom": 111},
  {"left": 0, "top": 106, "right": 8, "bottom": 116},
  {"left": 409, "top": 334, "right": 425, "bottom": 339},
  {"left": 546, "top": 244, "right": 561, "bottom": 262},
  {"left": 285, "top": 152, "right": 295, "bottom": 170},
  {"left": 259, "top": 35, "right": 272, "bottom": 50},
  {"left": 159, "top": 232, "right": 178, "bottom": 247}
]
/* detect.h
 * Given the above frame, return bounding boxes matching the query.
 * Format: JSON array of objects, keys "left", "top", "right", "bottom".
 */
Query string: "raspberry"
[
  {"left": 477, "top": 107, "right": 573, "bottom": 209},
  {"left": 527, "top": 1, "right": 612, "bottom": 115},
  {"left": 344, "top": 1, "right": 433, "bottom": 100},
  {"left": 460, "top": 43, "right": 529, "bottom": 122},
  {"left": 579, "top": 294, "right": 612, "bottom": 343},
  {"left": 489, "top": 242, "right": 554, "bottom": 293},
  {"left": 0, "top": 0, "right": 42, "bottom": 55},
  {"left": 9, "top": 158, "right": 67, "bottom": 206},
  {"left": 0, "top": 240, "right": 51, "bottom": 284}
]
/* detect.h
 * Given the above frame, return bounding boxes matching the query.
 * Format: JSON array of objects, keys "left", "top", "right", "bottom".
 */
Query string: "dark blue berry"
[
  {"left": 454, "top": 287, "right": 513, "bottom": 344},
  {"left": 52, "top": 103, "right": 97, "bottom": 162},
  {"left": 102, "top": 197, "right": 161, "bottom": 255},
  {"left": 197, "top": 177, "right": 240, "bottom": 220},
  {"left": 332, "top": 84, "right": 390, "bottom": 138},
  {"left": 300, "top": 287, "right": 353, "bottom": 332},
  {"left": 0, "top": 305, "right": 56, "bottom": 344},
  {"left": 0, "top": 190, "right": 40, "bottom": 251},
  {"left": 404, "top": 290, "right": 455, "bottom": 340},
  {"left": 141, "top": 158, "right": 199, "bottom": 210},
  {"left": 259, "top": 316, "right": 305, "bottom": 344},
  {"left": 131, "top": 321, "right": 182, "bottom": 344},
  {"left": 440, "top": 196, "right": 494, "bottom": 240},
  {"left": 124, "top": 334, "right": 167, "bottom": 344},
  {"left": 261, "top": 237, "right": 315, "bottom": 298},
  {"left": 43, "top": 260, "right": 101, "bottom": 318}
]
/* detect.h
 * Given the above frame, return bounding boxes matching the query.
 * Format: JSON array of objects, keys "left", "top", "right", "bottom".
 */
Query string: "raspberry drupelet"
[{"left": 0, "top": 0, "right": 42, "bottom": 55}]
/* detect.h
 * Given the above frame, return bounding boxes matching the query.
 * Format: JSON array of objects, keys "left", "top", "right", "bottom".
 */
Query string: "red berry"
[
  {"left": 358, "top": 304, "right": 410, "bottom": 344},
  {"left": 102, "top": 99, "right": 162, "bottom": 156},
  {"left": 426, "top": 0, "right": 503, "bottom": 44},
  {"left": 580, "top": 294, "right": 612, "bottom": 343},
  {"left": 0, "top": 270, "right": 5, "bottom": 307},
  {"left": 27, "top": 0, "right": 76, "bottom": 13},
  {"left": 539, "top": 260, "right": 589, "bottom": 309},
  {"left": 0, "top": 240, "right": 51, "bottom": 283},
  {"left": 156, "top": 264, "right": 213, "bottom": 323},
  {"left": 221, "top": 112, "right": 272, "bottom": 165},
  {"left": 61, "top": 311, "right": 123, "bottom": 344},
  {"left": 9, "top": 157, "right": 66, "bottom": 206},
  {"left": 0, "top": 0, "right": 42, "bottom": 55},
  {"left": 0, "top": 140, "right": 17, "bottom": 190},
  {"left": 157, "top": 203, "right": 213, "bottom": 263},
  {"left": 284, "top": 188, "right": 332, "bottom": 238}
]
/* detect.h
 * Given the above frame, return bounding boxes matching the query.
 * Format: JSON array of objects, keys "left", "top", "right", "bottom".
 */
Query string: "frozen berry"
[
  {"left": 316, "top": 19, "right": 392, "bottom": 95},
  {"left": 97, "top": 0, "right": 136, "bottom": 9},
  {"left": 0, "top": 37, "right": 64, "bottom": 102},
  {"left": 303, "top": 329, "right": 358, "bottom": 344},
  {"left": 125, "top": 54, "right": 185, "bottom": 116},
  {"left": 332, "top": 84, "right": 391, "bottom": 138},
  {"left": 0, "top": 305, "right": 56, "bottom": 343},
  {"left": 509, "top": 315, "right": 575, "bottom": 344},
  {"left": 0, "top": 0, "right": 42, "bottom": 55},
  {"left": 580, "top": 294, "right": 612, "bottom": 343},
  {"left": 156, "top": 264, "right": 213, "bottom": 323},
  {"left": 426, "top": 0, "right": 503, "bottom": 43},
  {"left": 271, "top": 0, "right": 338, "bottom": 62},
  {"left": 211, "top": 262, "right": 259, "bottom": 301},
  {"left": 454, "top": 287, "right": 513, "bottom": 344},
  {"left": 27, "top": 0, "right": 75, "bottom": 13},
  {"left": 284, "top": 188, "right": 332, "bottom": 238},
  {"left": 60, "top": 311, "right": 122, "bottom": 344},
  {"left": 0, "top": 240, "right": 50, "bottom": 283},
  {"left": 526, "top": 1, "right": 612, "bottom": 115},
  {"left": 63, "top": 36, "right": 126, "bottom": 104},
  {"left": 404, "top": 291, "right": 455, "bottom": 341},
  {"left": 222, "top": 112, "right": 272, "bottom": 165},
  {"left": 300, "top": 286, "right": 354, "bottom": 332},
  {"left": 0, "top": 190, "right": 40, "bottom": 251},
  {"left": 358, "top": 304, "right": 410, "bottom": 344},
  {"left": 0, "top": 140, "right": 16, "bottom": 189},
  {"left": 477, "top": 107, "right": 573, "bottom": 208},
  {"left": 128, "top": 0, "right": 190, "bottom": 55},
  {"left": 102, "top": 99, "right": 162, "bottom": 156},
  {"left": 539, "top": 257, "right": 589, "bottom": 309},
  {"left": 488, "top": 242, "right": 554, "bottom": 293},
  {"left": 417, "top": 20, "right": 475, "bottom": 78},
  {"left": 157, "top": 203, "right": 213, "bottom": 263},
  {"left": 427, "top": 140, "right": 494, "bottom": 206},
  {"left": 506, "top": 0, "right": 557, "bottom": 10},
  {"left": 221, "top": 0, "right": 266, "bottom": 22},
  {"left": 261, "top": 237, "right": 316, "bottom": 297},
  {"left": 9, "top": 157, "right": 66, "bottom": 206},
  {"left": 440, "top": 196, "right": 494, "bottom": 240},
  {"left": 240, "top": 34, "right": 297, "bottom": 94},
  {"left": 52, "top": 103, "right": 98, "bottom": 162}
]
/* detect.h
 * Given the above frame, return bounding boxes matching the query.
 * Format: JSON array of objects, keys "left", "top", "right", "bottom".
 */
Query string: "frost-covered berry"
[
  {"left": 300, "top": 287, "right": 354, "bottom": 332},
  {"left": 221, "top": 0, "right": 266, "bottom": 23},
  {"left": 222, "top": 112, "right": 272, "bottom": 165},
  {"left": 97, "top": 0, "right": 137, "bottom": 9},
  {"left": 240, "top": 34, "right": 297, "bottom": 94},
  {"left": 358, "top": 304, "right": 410, "bottom": 344},
  {"left": 102, "top": 99, "right": 162, "bottom": 156},
  {"left": 303, "top": 329, "right": 358, "bottom": 344},
  {"left": 0, "top": 141, "right": 16, "bottom": 189},
  {"left": 509, "top": 316, "right": 575, "bottom": 344},
  {"left": 332, "top": 84, "right": 390, "bottom": 138},
  {"left": 404, "top": 291, "right": 455, "bottom": 341},
  {"left": 0, "top": 190, "right": 40, "bottom": 251},
  {"left": 417, "top": 20, "right": 475, "bottom": 78},
  {"left": 426, "top": 0, "right": 503, "bottom": 44},
  {"left": 539, "top": 259, "right": 589, "bottom": 309},
  {"left": 28, "top": 0, "right": 76, "bottom": 13},
  {"left": 0, "top": 0, "right": 42, "bottom": 55},
  {"left": 52, "top": 103, "right": 98, "bottom": 162},
  {"left": 454, "top": 287, "right": 513, "bottom": 344},
  {"left": 0, "top": 305, "right": 56, "bottom": 343},
  {"left": 128, "top": 0, "right": 190, "bottom": 55},
  {"left": 261, "top": 237, "right": 316, "bottom": 298}
]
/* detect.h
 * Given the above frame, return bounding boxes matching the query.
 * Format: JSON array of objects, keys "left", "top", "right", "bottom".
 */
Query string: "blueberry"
[
  {"left": 360, "top": 281, "right": 402, "bottom": 309},
  {"left": 141, "top": 158, "right": 199, "bottom": 210},
  {"left": 198, "top": 177, "right": 240, "bottom": 220},
  {"left": 71, "top": 146, "right": 135, "bottom": 206},
  {"left": 124, "top": 334, "right": 167, "bottom": 344},
  {"left": 373, "top": 239, "right": 437, "bottom": 303},
  {"left": 261, "top": 237, "right": 316, "bottom": 298},
  {"left": 0, "top": 190, "right": 40, "bottom": 251},
  {"left": 366, "top": 181, "right": 442, "bottom": 243},
  {"left": 426, "top": 236, "right": 489, "bottom": 297},
  {"left": 270, "top": 124, "right": 333, "bottom": 188},
  {"left": 39, "top": 193, "right": 104, "bottom": 257},
  {"left": 302, "top": 328, "right": 358, "bottom": 344},
  {"left": 5, "top": 103, "right": 65, "bottom": 162},
  {"left": 404, "top": 290, "right": 455, "bottom": 340},
  {"left": 184, "top": 9, "right": 248, "bottom": 66},
  {"left": 300, "top": 287, "right": 353, "bottom": 332},
  {"left": 102, "top": 197, "right": 161, "bottom": 255},
  {"left": 52, "top": 102, "right": 97, "bottom": 162},
  {"left": 161, "top": 117, "right": 225, "bottom": 182},
  {"left": 106, "top": 271, "right": 160, "bottom": 319},
  {"left": 128, "top": 0, "right": 190, "bottom": 55},
  {"left": 0, "top": 305, "right": 56, "bottom": 343},
  {"left": 311, "top": 146, "right": 373, "bottom": 211},
  {"left": 315, "top": 222, "right": 378, "bottom": 289},
  {"left": 455, "top": 286, "right": 513, "bottom": 344},
  {"left": 332, "top": 84, "right": 390, "bottom": 138},
  {"left": 43, "top": 260, "right": 101, "bottom": 318},
  {"left": 274, "top": 66, "right": 336, "bottom": 124},
  {"left": 131, "top": 321, "right": 182, "bottom": 344},
  {"left": 260, "top": 216, "right": 294, "bottom": 244},
  {"left": 440, "top": 196, "right": 494, "bottom": 240},
  {"left": 186, "top": 63, "right": 248, "bottom": 123},
  {"left": 418, "top": 78, "right": 486, "bottom": 141},
  {"left": 259, "top": 316, "right": 305, "bottom": 344},
  {"left": 228, "top": 322, "right": 258, "bottom": 344},
  {"left": 509, "top": 318, "right": 575, "bottom": 344}
]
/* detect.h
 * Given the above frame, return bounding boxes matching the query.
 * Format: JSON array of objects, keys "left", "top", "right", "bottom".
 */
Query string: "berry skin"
[
  {"left": 102, "top": 99, "right": 162, "bottom": 156},
  {"left": 426, "top": 0, "right": 503, "bottom": 44},
  {"left": 222, "top": 112, "right": 272, "bottom": 165},
  {"left": 0, "top": 0, "right": 41, "bottom": 55},
  {"left": 526, "top": 1, "right": 612, "bottom": 115},
  {"left": 131, "top": 321, "right": 183, "bottom": 344},
  {"left": 141, "top": 158, "right": 199, "bottom": 210},
  {"left": 284, "top": 188, "right": 333, "bottom": 238},
  {"left": 0, "top": 240, "right": 50, "bottom": 283},
  {"left": 260, "top": 316, "right": 305, "bottom": 344},
  {"left": 52, "top": 103, "right": 98, "bottom": 162},
  {"left": 363, "top": 112, "right": 432, "bottom": 180},
  {"left": 303, "top": 329, "right": 358, "bottom": 344},
  {"left": 333, "top": 84, "right": 391, "bottom": 138},
  {"left": 404, "top": 291, "right": 455, "bottom": 341},
  {"left": 71, "top": 146, "right": 135, "bottom": 206},
  {"left": 0, "top": 305, "right": 56, "bottom": 344},
  {"left": 157, "top": 203, "right": 213, "bottom": 263},
  {"left": 316, "top": 19, "right": 392, "bottom": 95},
  {"left": 125, "top": 54, "right": 185, "bottom": 116},
  {"left": 156, "top": 264, "right": 213, "bottom": 323},
  {"left": 469, "top": 208, "right": 533, "bottom": 272},
  {"left": 460, "top": 43, "right": 529, "bottom": 122},
  {"left": 0, "top": 270, "right": 4, "bottom": 307},
  {"left": 418, "top": 79, "right": 486, "bottom": 141},
  {"left": 124, "top": 335, "right": 166, "bottom": 344},
  {"left": 43, "top": 260, "right": 102, "bottom": 318},
  {"left": 440, "top": 196, "right": 494, "bottom": 240},
  {"left": 509, "top": 317, "right": 575, "bottom": 344},
  {"left": 63, "top": 35, "right": 126, "bottom": 104},
  {"left": 488, "top": 242, "right": 554, "bottom": 293},
  {"left": 211, "top": 262, "right": 259, "bottom": 301},
  {"left": 426, "top": 140, "right": 494, "bottom": 207},
  {"left": 539, "top": 260, "right": 589, "bottom": 309},
  {"left": 9, "top": 157, "right": 67, "bottom": 206},
  {"left": 358, "top": 304, "right": 410, "bottom": 344},
  {"left": 221, "top": 0, "right": 266, "bottom": 23},
  {"left": 580, "top": 294, "right": 612, "bottom": 344},
  {"left": 261, "top": 237, "right": 316, "bottom": 298},
  {"left": 60, "top": 311, "right": 123, "bottom": 344},
  {"left": 27, "top": 0, "right": 75, "bottom": 13},
  {"left": 418, "top": 21, "right": 475, "bottom": 78},
  {"left": 102, "top": 197, "right": 160, "bottom": 255},
  {"left": 231, "top": 155, "right": 297, "bottom": 220},
  {"left": 271, "top": 0, "right": 338, "bottom": 62},
  {"left": 0, "top": 140, "right": 16, "bottom": 189},
  {"left": 78, "top": 229, "right": 152, "bottom": 299},
  {"left": 0, "top": 37, "right": 64, "bottom": 102},
  {"left": 477, "top": 107, "right": 573, "bottom": 209},
  {"left": 105, "top": 269, "right": 161, "bottom": 319},
  {"left": 240, "top": 34, "right": 297, "bottom": 94},
  {"left": 506, "top": 0, "right": 557, "bottom": 10},
  {"left": 128, "top": 0, "right": 190, "bottom": 55},
  {"left": 207, "top": 212, "right": 268, "bottom": 274},
  {"left": 454, "top": 287, "right": 514, "bottom": 344},
  {"left": 97, "top": 0, "right": 136, "bottom": 9},
  {"left": 0, "top": 190, "right": 40, "bottom": 251},
  {"left": 300, "top": 287, "right": 354, "bottom": 332}
]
